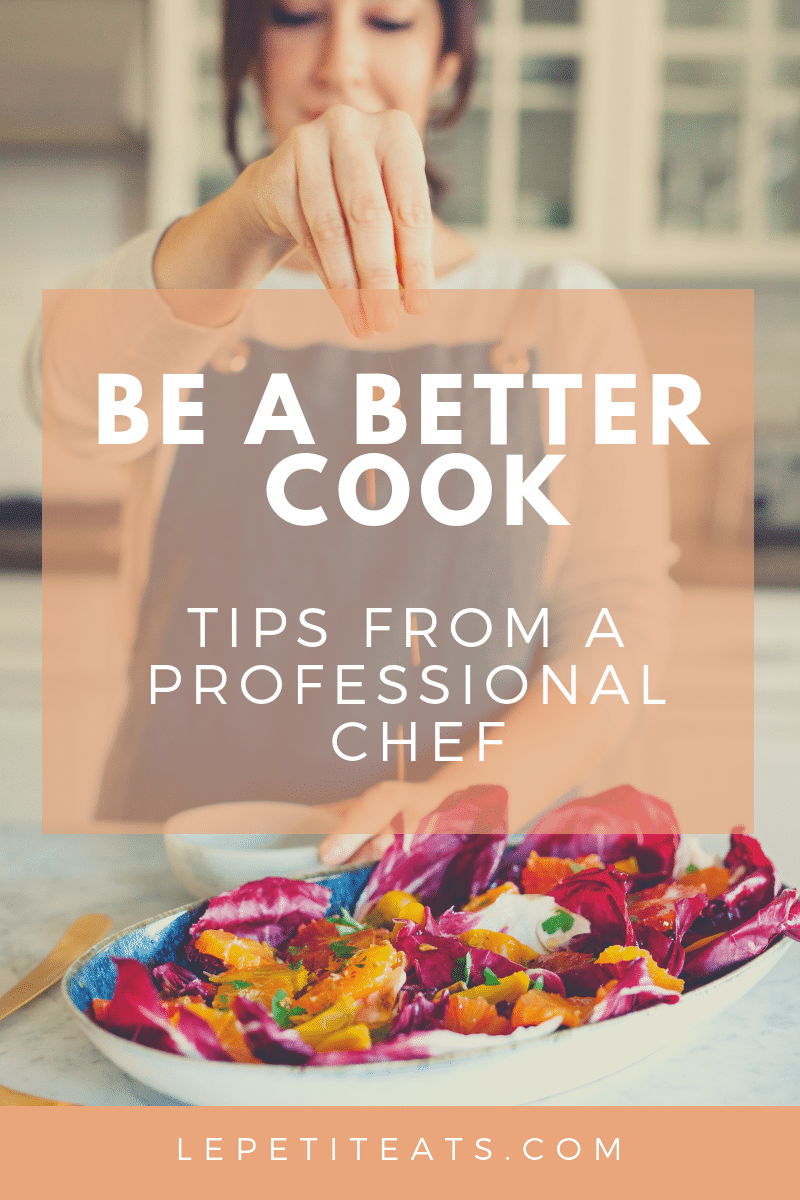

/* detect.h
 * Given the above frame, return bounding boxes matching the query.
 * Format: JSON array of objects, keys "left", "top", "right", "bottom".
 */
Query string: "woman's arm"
[{"left": 36, "top": 106, "right": 436, "bottom": 455}]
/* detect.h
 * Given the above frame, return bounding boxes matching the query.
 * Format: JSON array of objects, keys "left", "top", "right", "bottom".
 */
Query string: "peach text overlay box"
[
  {"left": 3, "top": 1105, "right": 794, "bottom": 1199},
  {"left": 41, "top": 288, "right": 753, "bottom": 833}
]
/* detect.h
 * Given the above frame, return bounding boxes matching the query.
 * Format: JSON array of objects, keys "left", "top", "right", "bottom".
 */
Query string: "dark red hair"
[{"left": 221, "top": 0, "right": 478, "bottom": 198}]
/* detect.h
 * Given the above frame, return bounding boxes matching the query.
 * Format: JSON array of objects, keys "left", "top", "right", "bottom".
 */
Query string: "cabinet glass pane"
[
  {"left": 660, "top": 115, "right": 740, "bottom": 231},
  {"left": 778, "top": 0, "right": 800, "bottom": 28},
  {"left": 768, "top": 61, "right": 800, "bottom": 234},
  {"left": 665, "top": 0, "right": 744, "bottom": 27},
  {"left": 517, "top": 55, "right": 578, "bottom": 228},
  {"left": 518, "top": 111, "right": 575, "bottom": 227},
  {"left": 430, "top": 110, "right": 490, "bottom": 225},
  {"left": 523, "top": 0, "right": 579, "bottom": 25}
]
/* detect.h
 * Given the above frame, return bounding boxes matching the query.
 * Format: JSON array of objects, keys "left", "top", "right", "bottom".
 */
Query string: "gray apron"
[{"left": 96, "top": 338, "right": 549, "bottom": 821}]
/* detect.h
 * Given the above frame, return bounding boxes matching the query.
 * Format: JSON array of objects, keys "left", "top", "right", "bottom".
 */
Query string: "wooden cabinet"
[{"left": 147, "top": 0, "right": 800, "bottom": 276}]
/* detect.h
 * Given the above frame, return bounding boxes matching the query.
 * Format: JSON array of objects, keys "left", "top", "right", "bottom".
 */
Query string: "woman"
[{"left": 35, "top": 0, "right": 675, "bottom": 859}]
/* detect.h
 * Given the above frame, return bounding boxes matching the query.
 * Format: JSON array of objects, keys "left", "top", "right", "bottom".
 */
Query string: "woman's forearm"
[{"left": 152, "top": 164, "right": 294, "bottom": 327}]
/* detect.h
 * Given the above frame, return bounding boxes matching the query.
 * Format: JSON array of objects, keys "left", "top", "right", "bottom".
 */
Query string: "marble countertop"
[{"left": 1, "top": 823, "right": 798, "bottom": 1107}]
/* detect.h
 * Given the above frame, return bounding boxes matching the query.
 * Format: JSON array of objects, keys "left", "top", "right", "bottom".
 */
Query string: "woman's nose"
[{"left": 313, "top": 16, "right": 370, "bottom": 93}]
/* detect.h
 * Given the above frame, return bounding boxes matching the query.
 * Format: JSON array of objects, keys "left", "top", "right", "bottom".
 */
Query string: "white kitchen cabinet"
[{"left": 147, "top": 0, "right": 800, "bottom": 277}]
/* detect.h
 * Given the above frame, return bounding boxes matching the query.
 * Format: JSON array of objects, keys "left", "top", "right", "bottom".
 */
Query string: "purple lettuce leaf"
[
  {"left": 525, "top": 967, "right": 567, "bottom": 996},
  {"left": 689, "top": 869, "right": 778, "bottom": 941},
  {"left": 353, "top": 785, "right": 508, "bottom": 921},
  {"left": 188, "top": 877, "right": 331, "bottom": 956},
  {"left": 389, "top": 988, "right": 448, "bottom": 1036},
  {"left": 534, "top": 950, "right": 612, "bottom": 997},
  {"left": 93, "top": 958, "right": 232, "bottom": 1060},
  {"left": 725, "top": 829, "right": 778, "bottom": 882},
  {"left": 682, "top": 889, "right": 800, "bottom": 983},
  {"left": 586, "top": 956, "right": 681, "bottom": 1022},
  {"left": 151, "top": 962, "right": 215, "bottom": 1002},
  {"left": 393, "top": 921, "right": 523, "bottom": 990},
  {"left": 502, "top": 785, "right": 680, "bottom": 889},
  {"left": 310, "top": 1033, "right": 437, "bottom": 1064},
  {"left": 550, "top": 867, "right": 635, "bottom": 954},
  {"left": 434, "top": 907, "right": 484, "bottom": 936},
  {"left": 232, "top": 996, "right": 315, "bottom": 1065},
  {"left": 636, "top": 891, "right": 709, "bottom": 975}
]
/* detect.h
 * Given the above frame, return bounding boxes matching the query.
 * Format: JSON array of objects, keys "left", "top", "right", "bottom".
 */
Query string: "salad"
[{"left": 89, "top": 785, "right": 800, "bottom": 1066}]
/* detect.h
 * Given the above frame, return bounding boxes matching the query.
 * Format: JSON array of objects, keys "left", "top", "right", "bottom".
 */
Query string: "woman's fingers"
[
  {"left": 378, "top": 112, "right": 435, "bottom": 316},
  {"left": 318, "top": 779, "right": 438, "bottom": 865},
  {"left": 328, "top": 111, "right": 405, "bottom": 333},
  {"left": 259, "top": 107, "right": 433, "bottom": 336}
]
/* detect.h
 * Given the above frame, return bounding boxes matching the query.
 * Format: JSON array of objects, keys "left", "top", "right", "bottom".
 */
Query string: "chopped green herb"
[
  {"left": 288, "top": 1005, "right": 306, "bottom": 1018},
  {"left": 568, "top": 861, "right": 584, "bottom": 873},
  {"left": 482, "top": 968, "right": 501, "bottom": 988},
  {"left": 230, "top": 979, "right": 251, "bottom": 991},
  {"left": 329, "top": 940, "right": 358, "bottom": 960},
  {"left": 335, "top": 908, "right": 364, "bottom": 930},
  {"left": 685, "top": 863, "right": 699, "bottom": 874},
  {"left": 271, "top": 988, "right": 291, "bottom": 1029},
  {"left": 532, "top": 976, "right": 545, "bottom": 991},
  {"left": 541, "top": 909, "right": 575, "bottom": 935},
  {"left": 452, "top": 951, "right": 472, "bottom": 985},
  {"left": 286, "top": 960, "right": 303, "bottom": 970}
]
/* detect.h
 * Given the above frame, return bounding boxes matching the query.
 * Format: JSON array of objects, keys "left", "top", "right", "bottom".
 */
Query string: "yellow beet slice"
[
  {"left": 364, "top": 891, "right": 426, "bottom": 928},
  {"left": 315, "top": 1024, "right": 372, "bottom": 1052},
  {"left": 294, "top": 996, "right": 360, "bottom": 1047},
  {"left": 462, "top": 970, "right": 531, "bottom": 1006}
]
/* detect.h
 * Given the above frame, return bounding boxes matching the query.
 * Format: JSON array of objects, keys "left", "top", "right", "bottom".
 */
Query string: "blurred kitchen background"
[{"left": 0, "top": 1, "right": 798, "bottom": 848}]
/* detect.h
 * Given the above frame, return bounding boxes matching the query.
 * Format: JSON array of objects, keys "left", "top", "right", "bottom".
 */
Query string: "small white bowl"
[{"left": 163, "top": 801, "right": 339, "bottom": 899}]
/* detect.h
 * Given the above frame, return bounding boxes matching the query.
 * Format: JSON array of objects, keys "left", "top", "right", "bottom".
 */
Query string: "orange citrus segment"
[
  {"left": 194, "top": 929, "right": 275, "bottom": 970},
  {"left": 594, "top": 945, "right": 684, "bottom": 992},
  {"left": 459, "top": 927, "right": 538, "bottom": 965}
]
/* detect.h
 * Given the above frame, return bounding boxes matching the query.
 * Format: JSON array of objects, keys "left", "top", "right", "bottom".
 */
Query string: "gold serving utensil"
[
  {"left": 0, "top": 912, "right": 112, "bottom": 1024},
  {"left": 0, "top": 1082, "right": 76, "bottom": 1106}
]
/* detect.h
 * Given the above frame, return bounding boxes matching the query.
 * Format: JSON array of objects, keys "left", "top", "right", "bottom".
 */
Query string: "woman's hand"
[
  {"left": 317, "top": 778, "right": 443, "bottom": 866},
  {"left": 245, "top": 104, "right": 434, "bottom": 337},
  {"left": 154, "top": 105, "right": 434, "bottom": 335}
]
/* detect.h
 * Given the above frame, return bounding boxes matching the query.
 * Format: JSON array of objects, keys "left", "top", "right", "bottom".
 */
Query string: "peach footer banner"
[{"left": 2, "top": 1106, "right": 794, "bottom": 1197}]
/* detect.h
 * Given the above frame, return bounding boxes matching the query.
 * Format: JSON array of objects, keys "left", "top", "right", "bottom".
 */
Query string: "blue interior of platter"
[{"left": 68, "top": 863, "right": 376, "bottom": 1012}]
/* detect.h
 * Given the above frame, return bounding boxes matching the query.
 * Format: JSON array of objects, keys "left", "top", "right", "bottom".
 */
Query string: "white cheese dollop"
[
  {"left": 468, "top": 893, "right": 590, "bottom": 954},
  {"left": 673, "top": 836, "right": 717, "bottom": 877}
]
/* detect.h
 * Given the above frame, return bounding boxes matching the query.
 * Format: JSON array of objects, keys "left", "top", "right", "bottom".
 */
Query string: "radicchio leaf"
[
  {"left": 354, "top": 785, "right": 508, "bottom": 921},
  {"left": 689, "top": 831, "right": 780, "bottom": 940},
  {"left": 586, "top": 956, "right": 681, "bottom": 1022},
  {"left": 151, "top": 962, "right": 215, "bottom": 1002},
  {"left": 389, "top": 989, "right": 448, "bottom": 1036},
  {"left": 393, "top": 921, "right": 522, "bottom": 990},
  {"left": 504, "top": 785, "right": 680, "bottom": 888},
  {"left": 682, "top": 889, "right": 800, "bottom": 982},
  {"left": 94, "top": 958, "right": 232, "bottom": 1060},
  {"left": 310, "top": 1033, "right": 436, "bottom": 1064},
  {"left": 635, "top": 890, "right": 709, "bottom": 975},
  {"left": 550, "top": 866, "right": 635, "bottom": 954},
  {"left": 232, "top": 996, "right": 315, "bottom": 1065},
  {"left": 188, "top": 877, "right": 331, "bottom": 955},
  {"left": 535, "top": 949, "right": 614, "bottom": 997}
]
